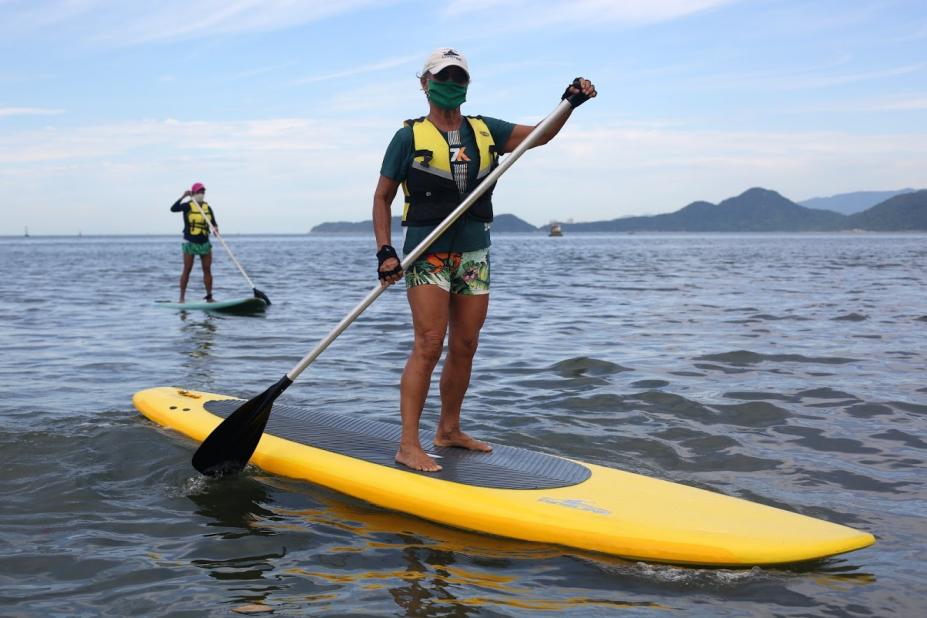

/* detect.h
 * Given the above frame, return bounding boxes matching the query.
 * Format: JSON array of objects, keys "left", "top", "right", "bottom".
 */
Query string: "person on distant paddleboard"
[
  {"left": 373, "top": 48, "right": 596, "bottom": 471},
  {"left": 171, "top": 182, "right": 219, "bottom": 303}
]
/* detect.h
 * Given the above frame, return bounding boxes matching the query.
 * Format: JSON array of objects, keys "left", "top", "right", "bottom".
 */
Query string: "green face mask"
[{"left": 427, "top": 79, "right": 468, "bottom": 110}]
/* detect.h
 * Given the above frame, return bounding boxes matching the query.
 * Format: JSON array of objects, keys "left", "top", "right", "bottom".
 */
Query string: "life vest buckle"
[{"left": 414, "top": 149, "right": 434, "bottom": 169}]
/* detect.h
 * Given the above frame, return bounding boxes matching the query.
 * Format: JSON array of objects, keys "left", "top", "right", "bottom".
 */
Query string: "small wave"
[
  {"left": 833, "top": 312, "right": 868, "bottom": 321},
  {"left": 796, "top": 387, "right": 859, "bottom": 400},
  {"left": 871, "top": 429, "right": 927, "bottom": 450},
  {"left": 711, "top": 401, "right": 791, "bottom": 427},
  {"left": 176, "top": 475, "right": 211, "bottom": 497},
  {"left": 630, "top": 379, "right": 670, "bottom": 389},
  {"left": 613, "top": 286, "right": 680, "bottom": 292},
  {"left": 723, "top": 391, "right": 797, "bottom": 402},
  {"left": 887, "top": 400, "right": 927, "bottom": 414},
  {"left": 695, "top": 350, "right": 858, "bottom": 366},
  {"left": 693, "top": 363, "right": 751, "bottom": 374},
  {"left": 775, "top": 426, "right": 879, "bottom": 455},
  {"left": 595, "top": 560, "right": 766, "bottom": 585},
  {"left": 549, "top": 356, "right": 632, "bottom": 377},
  {"left": 845, "top": 403, "right": 894, "bottom": 417},
  {"left": 801, "top": 468, "right": 911, "bottom": 493},
  {"left": 749, "top": 313, "right": 811, "bottom": 321}
]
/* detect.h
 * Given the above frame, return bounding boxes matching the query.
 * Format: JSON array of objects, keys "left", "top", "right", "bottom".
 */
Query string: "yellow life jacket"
[
  {"left": 187, "top": 201, "right": 214, "bottom": 237},
  {"left": 400, "top": 116, "right": 498, "bottom": 226}
]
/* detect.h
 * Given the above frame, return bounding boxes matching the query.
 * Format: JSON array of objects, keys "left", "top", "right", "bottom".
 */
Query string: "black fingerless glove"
[
  {"left": 561, "top": 77, "right": 591, "bottom": 108},
  {"left": 377, "top": 244, "right": 402, "bottom": 281}
]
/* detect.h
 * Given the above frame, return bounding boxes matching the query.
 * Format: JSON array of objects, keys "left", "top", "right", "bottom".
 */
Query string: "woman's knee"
[
  {"left": 449, "top": 333, "right": 480, "bottom": 359},
  {"left": 413, "top": 331, "right": 446, "bottom": 365}
]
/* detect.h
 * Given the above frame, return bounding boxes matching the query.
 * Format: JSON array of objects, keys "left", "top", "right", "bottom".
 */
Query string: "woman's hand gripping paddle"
[
  {"left": 192, "top": 96, "right": 581, "bottom": 476},
  {"left": 189, "top": 196, "right": 272, "bottom": 306}
]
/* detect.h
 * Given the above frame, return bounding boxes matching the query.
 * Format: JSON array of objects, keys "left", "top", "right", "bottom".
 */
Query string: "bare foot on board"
[
  {"left": 434, "top": 429, "right": 492, "bottom": 452},
  {"left": 395, "top": 445, "right": 442, "bottom": 472}
]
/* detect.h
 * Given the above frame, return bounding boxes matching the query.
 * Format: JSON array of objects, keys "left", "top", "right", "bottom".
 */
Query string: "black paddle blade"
[
  {"left": 253, "top": 287, "right": 271, "bottom": 306},
  {"left": 192, "top": 375, "right": 292, "bottom": 477}
]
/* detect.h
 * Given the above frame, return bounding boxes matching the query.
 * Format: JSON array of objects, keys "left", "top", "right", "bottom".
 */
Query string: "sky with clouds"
[{"left": 1, "top": 0, "right": 925, "bottom": 235}]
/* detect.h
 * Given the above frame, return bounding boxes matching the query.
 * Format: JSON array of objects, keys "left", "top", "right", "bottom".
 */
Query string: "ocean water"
[{"left": 1, "top": 233, "right": 925, "bottom": 617}]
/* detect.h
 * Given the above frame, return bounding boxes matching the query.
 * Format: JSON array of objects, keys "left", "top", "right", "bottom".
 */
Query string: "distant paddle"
[
  {"left": 189, "top": 196, "right": 271, "bottom": 306},
  {"left": 192, "top": 96, "right": 581, "bottom": 476}
]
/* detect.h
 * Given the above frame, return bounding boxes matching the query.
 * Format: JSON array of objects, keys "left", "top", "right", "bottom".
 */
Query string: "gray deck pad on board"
[{"left": 204, "top": 399, "right": 591, "bottom": 490}]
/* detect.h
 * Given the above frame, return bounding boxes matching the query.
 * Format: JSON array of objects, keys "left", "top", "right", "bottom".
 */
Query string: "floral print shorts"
[
  {"left": 182, "top": 241, "right": 212, "bottom": 256},
  {"left": 405, "top": 248, "right": 490, "bottom": 295}
]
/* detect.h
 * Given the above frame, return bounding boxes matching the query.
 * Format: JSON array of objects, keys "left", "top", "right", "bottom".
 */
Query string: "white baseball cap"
[{"left": 422, "top": 47, "right": 470, "bottom": 78}]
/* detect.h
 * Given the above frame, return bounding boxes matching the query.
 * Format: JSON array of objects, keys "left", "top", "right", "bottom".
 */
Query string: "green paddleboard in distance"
[{"left": 154, "top": 296, "right": 267, "bottom": 314}]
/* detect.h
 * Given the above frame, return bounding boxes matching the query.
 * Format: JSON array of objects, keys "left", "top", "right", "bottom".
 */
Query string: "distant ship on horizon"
[
  {"left": 24, "top": 226, "right": 29, "bottom": 238},
  {"left": 549, "top": 223, "right": 563, "bottom": 237}
]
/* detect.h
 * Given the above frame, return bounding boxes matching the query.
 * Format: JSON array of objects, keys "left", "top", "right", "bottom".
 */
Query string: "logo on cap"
[{"left": 443, "top": 49, "right": 461, "bottom": 58}]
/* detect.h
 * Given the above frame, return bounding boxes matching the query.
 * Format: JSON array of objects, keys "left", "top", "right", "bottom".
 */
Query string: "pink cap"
[{"left": 191, "top": 182, "right": 205, "bottom": 193}]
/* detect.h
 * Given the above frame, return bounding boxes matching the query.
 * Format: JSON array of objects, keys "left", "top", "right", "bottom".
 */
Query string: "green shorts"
[
  {"left": 405, "top": 248, "right": 490, "bottom": 295},
  {"left": 182, "top": 241, "right": 212, "bottom": 256}
]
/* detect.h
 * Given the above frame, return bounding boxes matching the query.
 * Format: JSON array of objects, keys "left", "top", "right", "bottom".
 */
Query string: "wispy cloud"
[
  {"left": 1, "top": 0, "right": 385, "bottom": 46},
  {"left": 0, "top": 106, "right": 64, "bottom": 118},
  {"left": 682, "top": 62, "right": 924, "bottom": 93},
  {"left": 445, "top": 0, "right": 737, "bottom": 26},
  {"left": 865, "top": 96, "right": 927, "bottom": 111},
  {"left": 230, "top": 63, "right": 295, "bottom": 81},
  {"left": 789, "top": 94, "right": 927, "bottom": 114},
  {"left": 290, "top": 55, "right": 420, "bottom": 86},
  {"left": 784, "top": 64, "right": 924, "bottom": 89},
  {"left": 895, "top": 19, "right": 927, "bottom": 41},
  {"left": 0, "top": 115, "right": 384, "bottom": 165}
]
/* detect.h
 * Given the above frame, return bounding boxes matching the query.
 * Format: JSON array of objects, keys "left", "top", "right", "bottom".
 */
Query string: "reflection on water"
[
  {"left": 178, "top": 313, "right": 219, "bottom": 389},
  {"left": 0, "top": 234, "right": 924, "bottom": 616},
  {"left": 187, "top": 476, "right": 277, "bottom": 539}
]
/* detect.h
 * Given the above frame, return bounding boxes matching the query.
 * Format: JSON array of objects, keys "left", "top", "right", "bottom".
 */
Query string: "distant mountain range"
[
  {"left": 560, "top": 188, "right": 848, "bottom": 232},
  {"left": 799, "top": 189, "right": 916, "bottom": 215},
  {"left": 310, "top": 188, "right": 927, "bottom": 234},
  {"left": 845, "top": 190, "right": 927, "bottom": 231}
]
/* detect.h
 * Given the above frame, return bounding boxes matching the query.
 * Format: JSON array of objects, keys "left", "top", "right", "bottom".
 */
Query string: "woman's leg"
[
  {"left": 396, "top": 284, "right": 450, "bottom": 471},
  {"left": 435, "top": 293, "right": 491, "bottom": 451},
  {"left": 200, "top": 251, "right": 213, "bottom": 300},
  {"left": 179, "top": 252, "right": 194, "bottom": 302}
]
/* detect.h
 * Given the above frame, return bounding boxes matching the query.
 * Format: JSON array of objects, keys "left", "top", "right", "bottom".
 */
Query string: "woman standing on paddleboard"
[
  {"left": 373, "top": 48, "right": 595, "bottom": 471},
  {"left": 171, "top": 182, "right": 219, "bottom": 303}
]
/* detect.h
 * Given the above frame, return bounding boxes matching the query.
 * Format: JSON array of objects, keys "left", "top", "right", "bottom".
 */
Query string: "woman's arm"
[
  {"left": 501, "top": 77, "right": 596, "bottom": 153},
  {"left": 373, "top": 174, "right": 403, "bottom": 284},
  {"left": 170, "top": 190, "right": 192, "bottom": 212},
  {"left": 373, "top": 175, "right": 400, "bottom": 248}
]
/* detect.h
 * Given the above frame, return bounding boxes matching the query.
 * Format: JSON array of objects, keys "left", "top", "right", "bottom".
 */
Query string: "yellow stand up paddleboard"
[{"left": 133, "top": 387, "right": 874, "bottom": 566}]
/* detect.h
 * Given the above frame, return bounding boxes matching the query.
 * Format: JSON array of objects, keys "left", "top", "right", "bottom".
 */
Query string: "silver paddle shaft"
[
  {"left": 189, "top": 196, "right": 257, "bottom": 289},
  {"left": 285, "top": 99, "right": 574, "bottom": 381}
]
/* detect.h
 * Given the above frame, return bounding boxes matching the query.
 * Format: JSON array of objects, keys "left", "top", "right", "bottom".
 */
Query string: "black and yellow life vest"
[
  {"left": 400, "top": 116, "right": 498, "bottom": 226},
  {"left": 187, "top": 201, "right": 214, "bottom": 237}
]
